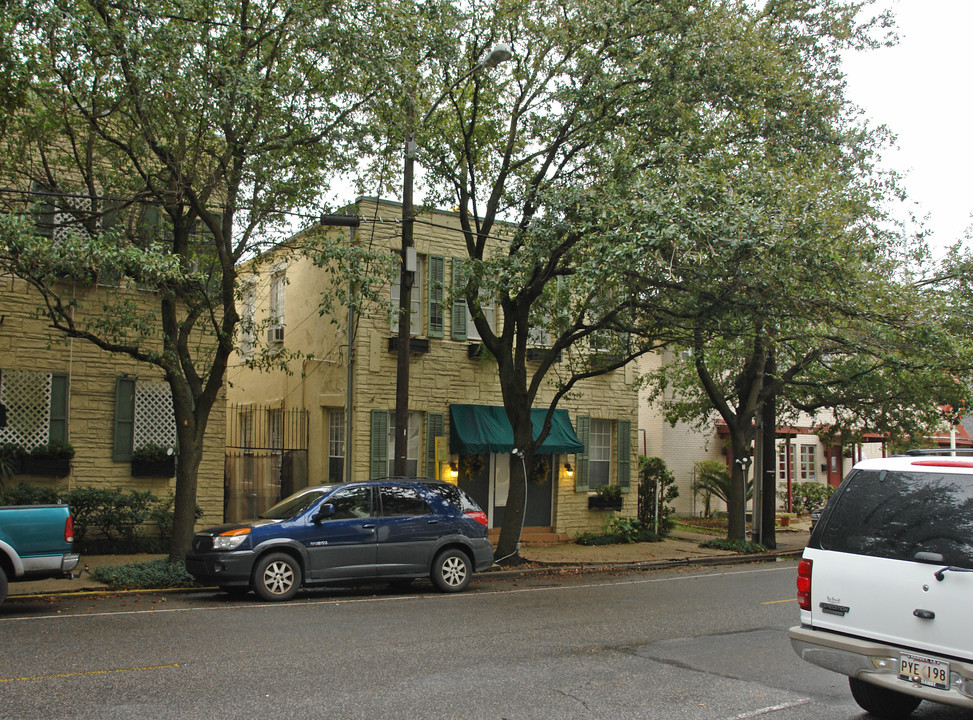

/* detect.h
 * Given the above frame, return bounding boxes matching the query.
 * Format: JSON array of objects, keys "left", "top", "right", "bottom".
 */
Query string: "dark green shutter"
[
  {"left": 425, "top": 412, "right": 444, "bottom": 478},
  {"left": 451, "top": 258, "right": 467, "bottom": 340},
  {"left": 575, "top": 415, "right": 590, "bottom": 492},
  {"left": 617, "top": 420, "right": 631, "bottom": 492},
  {"left": 113, "top": 377, "right": 136, "bottom": 461},
  {"left": 369, "top": 410, "right": 389, "bottom": 479},
  {"left": 32, "top": 183, "right": 55, "bottom": 239},
  {"left": 48, "top": 373, "right": 69, "bottom": 445},
  {"left": 428, "top": 256, "right": 445, "bottom": 338}
]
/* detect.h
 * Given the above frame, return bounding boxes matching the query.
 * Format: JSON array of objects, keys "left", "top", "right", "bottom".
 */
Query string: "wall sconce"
[
  {"left": 449, "top": 462, "right": 459, "bottom": 479},
  {"left": 564, "top": 462, "right": 574, "bottom": 477}
]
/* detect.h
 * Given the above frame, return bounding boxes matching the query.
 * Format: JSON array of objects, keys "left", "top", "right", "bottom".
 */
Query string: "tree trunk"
[
  {"left": 496, "top": 450, "right": 529, "bottom": 561},
  {"left": 169, "top": 419, "right": 205, "bottom": 562},
  {"left": 760, "top": 386, "right": 778, "bottom": 550}
]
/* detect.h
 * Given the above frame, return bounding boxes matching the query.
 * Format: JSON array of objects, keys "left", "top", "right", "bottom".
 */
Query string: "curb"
[{"left": 8, "top": 549, "right": 802, "bottom": 600}]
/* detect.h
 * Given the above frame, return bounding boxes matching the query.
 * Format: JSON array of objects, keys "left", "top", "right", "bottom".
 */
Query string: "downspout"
[{"left": 345, "top": 226, "right": 356, "bottom": 484}]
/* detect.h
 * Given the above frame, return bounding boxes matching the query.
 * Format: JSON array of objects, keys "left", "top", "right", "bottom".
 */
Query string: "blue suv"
[{"left": 186, "top": 478, "right": 494, "bottom": 601}]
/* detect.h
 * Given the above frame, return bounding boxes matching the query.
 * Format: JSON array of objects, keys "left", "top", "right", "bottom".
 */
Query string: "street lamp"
[{"left": 392, "top": 42, "right": 513, "bottom": 476}]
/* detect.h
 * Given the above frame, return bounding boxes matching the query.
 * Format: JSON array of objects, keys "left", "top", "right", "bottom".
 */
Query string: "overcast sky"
[{"left": 842, "top": 0, "right": 973, "bottom": 255}]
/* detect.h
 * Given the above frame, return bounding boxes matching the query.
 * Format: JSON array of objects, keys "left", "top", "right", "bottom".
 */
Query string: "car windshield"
[{"left": 259, "top": 487, "right": 333, "bottom": 520}]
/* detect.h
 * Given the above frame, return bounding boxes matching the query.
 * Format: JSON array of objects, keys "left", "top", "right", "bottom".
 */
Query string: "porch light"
[{"left": 564, "top": 462, "right": 574, "bottom": 477}]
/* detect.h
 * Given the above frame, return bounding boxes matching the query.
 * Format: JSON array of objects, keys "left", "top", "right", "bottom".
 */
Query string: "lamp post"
[{"left": 392, "top": 42, "right": 512, "bottom": 476}]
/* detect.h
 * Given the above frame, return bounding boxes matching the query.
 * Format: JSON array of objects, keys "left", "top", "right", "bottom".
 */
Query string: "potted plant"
[
  {"left": 131, "top": 442, "right": 176, "bottom": 477},
  {"left": 21, "top": 440, "right": 73, "bottom": 477},
  {"left": 588, "top": 483, "right": 623, "bottom": 511}
]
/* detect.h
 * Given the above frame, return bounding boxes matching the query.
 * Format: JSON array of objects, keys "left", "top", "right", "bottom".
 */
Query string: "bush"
[
  {"left": 699, "top": 538, "right": 767, "bottom": 554},
  {"left": 638, "top": 456, "right": 679, "bottom": 536},
  {"left": 90, "top": 559, "right": 198, "bottom": 590},
  {"left": 28, "top": 440, "right": 75, "bottom": 460},
  {"left": 1, "top": 480, "right": 61, "bottom": 505},
  {"left": 574, "top": 513, "right": 661, "bottom": 546},
  {"left": 786, "top": 481, "right": 836, "bottom": 515},
  {"left": 131, "top": 442, "right": 175, "bottom": 463}
]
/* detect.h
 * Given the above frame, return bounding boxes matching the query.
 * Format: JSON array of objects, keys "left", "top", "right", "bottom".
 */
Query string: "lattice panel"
[
  {"left": 134, "top": 382, "right": 176, "bottom": 451},
  {"left": 0, "top": 370, "right": 51, "bottom": 448},
  {"left": 53, "top": 194, "right": 93, "bottom": 243}
]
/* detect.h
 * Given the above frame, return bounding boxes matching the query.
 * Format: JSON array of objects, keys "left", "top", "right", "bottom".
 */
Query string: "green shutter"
[
  {"left": 575, "top": 415, "right": 590, "bottom": 492},
  {"left": 617, "top": 419, "right": 631, "bottom": 492},
  {"left": 425, "top": 412, "right": 444, "bottom": 478},
  {"left": 369, "top": 410, "right": 389, "bottom": 479},
  {"left": 48, "top": 373, "right": 69, "bottom": 444},
  {"left": 428, "top": 256, "right": 445, "bottom": 338},
  {"left": 113, "top": 377, "right": 136, "bottom": 462},
  {"left": 32, "top": 183, "right": 55, "bottom": 239},
  {"left": 451, "top": 258, "right": 467, "bottom": 340}
]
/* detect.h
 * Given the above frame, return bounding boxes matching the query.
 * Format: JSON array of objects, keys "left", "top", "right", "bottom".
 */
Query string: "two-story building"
[{"left": 225, "top": 198, "right": 640, "bottom": 539}]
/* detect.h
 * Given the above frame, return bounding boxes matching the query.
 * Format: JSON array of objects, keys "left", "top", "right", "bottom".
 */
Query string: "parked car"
[
  {"left": 186, "top": 478, "right": 494, "bottom": 601},
  {"left": 789, "top": 451, "right": 973, "bottom": 718},
  {"left": 0, "top": 503, "right": 79, "bottom": 605}
]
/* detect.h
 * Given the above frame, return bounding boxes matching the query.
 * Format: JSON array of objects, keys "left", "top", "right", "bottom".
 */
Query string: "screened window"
[{"left": 800, "top": 445, "right": 816, "bottom": 481}]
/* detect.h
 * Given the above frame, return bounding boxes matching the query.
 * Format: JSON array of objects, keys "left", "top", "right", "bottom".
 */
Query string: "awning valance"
[{"left": 449, "top": 404, "right": 585, "bottom": 455}]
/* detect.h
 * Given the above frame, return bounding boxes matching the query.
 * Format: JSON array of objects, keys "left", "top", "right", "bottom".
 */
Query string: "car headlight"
[{"left": 213, "top": 528, "right": 251, "bottom": 550}]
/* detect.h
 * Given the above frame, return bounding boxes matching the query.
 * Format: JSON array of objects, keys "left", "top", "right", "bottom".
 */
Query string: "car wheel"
[
  {"left": 252, "top": 552, "right": 302, "bottom": 601},
  {"left": 431, "top": 548, "right": 472, "bottom": 593},
  {"left": 0, "top": 565, "right": 7, "bottom": 606},
  {"left": 848, "top": 677, "right": 922, "bottom": 719}
]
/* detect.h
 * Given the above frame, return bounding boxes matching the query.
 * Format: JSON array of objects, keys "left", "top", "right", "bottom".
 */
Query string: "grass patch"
[
  {"left": 675, "top": 518, "right": 728, "bottom": 536},
  {"left": 90, "top": 559, "right": 199, "bottom": 590},
  {"left": 698, "top": 538, "right": 767, "bottom": 554}
]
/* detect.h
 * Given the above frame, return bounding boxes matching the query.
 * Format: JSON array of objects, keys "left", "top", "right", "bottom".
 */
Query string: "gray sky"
[{"left": 842, "top": 0, "right": 973, "bottom": 255}]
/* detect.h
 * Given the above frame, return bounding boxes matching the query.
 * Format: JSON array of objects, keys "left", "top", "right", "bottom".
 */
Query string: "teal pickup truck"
[{"left": 0, "top": 504, "right": 79, "bottom": 605}]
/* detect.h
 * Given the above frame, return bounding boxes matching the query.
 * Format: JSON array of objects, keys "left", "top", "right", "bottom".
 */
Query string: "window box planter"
[
  {"left": 587, "top": 496, "right": 623, "bottom": 511},
  {"left": 131, "top": 457, "right": 176, "bottom": 478},
  {"left": 20, "top": 457, "right": 71, "bottom": 477},
  {"left": 387, "top": 337, "right": 430, "bottom": 354}
]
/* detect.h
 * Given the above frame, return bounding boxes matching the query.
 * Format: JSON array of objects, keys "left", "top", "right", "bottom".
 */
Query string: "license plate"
[{"left": 899, "top": 652, "right": 950, "bottom": 690}]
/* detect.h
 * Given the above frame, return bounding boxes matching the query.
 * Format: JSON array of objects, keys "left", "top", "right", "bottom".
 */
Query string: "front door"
[
  {"left": 302, "top": 485, "right": 377, "bottom": 581},
  {"left": 488, "top": 454, "right": 554, "bottom": 528}
]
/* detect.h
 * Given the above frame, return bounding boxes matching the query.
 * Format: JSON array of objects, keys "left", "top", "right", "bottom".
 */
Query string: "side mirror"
[{"left": 312, "top": 503, "right": 335, "bottom": 524}]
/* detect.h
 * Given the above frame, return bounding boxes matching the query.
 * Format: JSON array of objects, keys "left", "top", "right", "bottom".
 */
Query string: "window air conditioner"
[{"left": 267, "top": 325, "right": 284, "bottom": 343}]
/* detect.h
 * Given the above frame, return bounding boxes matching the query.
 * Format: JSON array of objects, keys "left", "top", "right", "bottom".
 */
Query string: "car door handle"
[
  {"left": 427, "top": 519, "right": 439, "bottom": 525},
  {"left": 362, "top": 523, "right": 376, "bottom": 530},
  {"left": 913, "top": 609, "right": 936, "bottom": 620}
]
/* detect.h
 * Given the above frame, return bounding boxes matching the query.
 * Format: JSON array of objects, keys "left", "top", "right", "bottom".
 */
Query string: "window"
[
  {"left": 113, "top": 377, "right": 176, "bottom": 462},
  {"left": 777, "top": 444, "right": 790, "bottom": 481},
  {"left": 391, "top": 257, "right": 422, "bottom": 335},
  {"left": 380, "top": 485, "right": 431, "bottom": 517},
  {"left": 465, "top": 291, "right": 496, "bottom": 341},
  {"left": 239, "top": 283, "right": 256, "bottom": 359},
  {"left": 0, "top": 369, "right": 69, "bottom": 449},
  {"left": 588, "top": 419, "right": 612, "bottom": 488},
  {"left": 800, "top": 445, "right": 817, "bottom": 481},
  {"left": 388, "top": 411, "right": 421, "bottom": 476},
  {"left": 269, "top": 268, "right": 286, "bottom": 343},
  {"left": 328, "top": 409, "right": 345, "bottom": 482},
  {"left": 328, "top": 486, "right": 374, "bottom": 520},
  {"left": 575, "top": 417, "right": 631, "bottom": 493}
]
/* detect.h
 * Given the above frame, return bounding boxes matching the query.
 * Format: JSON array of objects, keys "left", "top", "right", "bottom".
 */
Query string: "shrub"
[
  {"left": 28, "top": 440, "right": 74, "bottom": 460},
  {"left": 1, "top": 480, "right": 61, "bottom": 505},
  {"left": 594, "top": 484, "right": 622, "bottom": 501},
  {"left": 131, "top": 442, "right": 175, "bottom": 463},
  {"left": 699, "top": 538, "right": 767, "bottom": 554},
  {"left": 693, "top": 459, "right": 752, "bottom": 511},
  {"left": 638, "top": 456, "right": 679, "bottom": 536},
  {"left": 574, "top": 514, "right": 661, "bottom": 546},
  {"left": 786, "top": 481, "right": 836, "bottom": 515},
  {"left": 90, "top": 559, "right": 198, "bottom": 590}
]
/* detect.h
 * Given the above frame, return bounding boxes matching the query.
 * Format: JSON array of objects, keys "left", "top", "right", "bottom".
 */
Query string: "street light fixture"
[{"left": 392, "top": 42, "right": 513, "bottom": 476}]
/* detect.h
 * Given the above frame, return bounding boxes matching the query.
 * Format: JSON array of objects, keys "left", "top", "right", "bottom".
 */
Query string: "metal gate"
[{"left": 224, "top": 405, "right": 309, "bottom": 522}]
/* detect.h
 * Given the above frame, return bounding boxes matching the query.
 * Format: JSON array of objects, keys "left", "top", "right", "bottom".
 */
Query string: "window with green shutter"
[
  {"left": 425, "top": 412, "right": 444, "bottom": 478},
  {"left": 113, "top": 377, "right": 136, "bottom": 461},
  {"left": 370, "top": 410, "right": 390, "bottom": 479},
  {"left": 428, "top": 256, "right": 445, "bottom": 338},
  {"left": 451, "top": 258, "right": 467, "bottom": 340},
  {"left": 575, "top": 415, "right": 590, "bottom": 492},
  {"left": 617, "top": 419, "right": 631, "bottom": 492},
  {"left": 48, "top": 373, "right": 69, "bottom": 444}
]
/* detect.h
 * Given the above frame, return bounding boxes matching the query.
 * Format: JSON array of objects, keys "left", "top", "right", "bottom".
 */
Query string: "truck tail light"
[
  {"left": 797, "top": 558, "right": 812, "bottom": 611},
  {"left": 65, "top": 515, "right": 74, "bottom": 544}
]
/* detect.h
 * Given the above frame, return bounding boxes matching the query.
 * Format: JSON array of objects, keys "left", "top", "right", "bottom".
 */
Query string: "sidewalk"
[{"left": 6, "top": 524, "right": 809, "bottom": 598}]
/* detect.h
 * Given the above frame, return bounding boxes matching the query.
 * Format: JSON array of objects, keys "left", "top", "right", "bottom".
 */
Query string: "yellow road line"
[
  {"left": 762, "top": 598, "right": 797, "bottom": 605},
  {"left": 1, "top": 663, "right": 180, "bottom": 683}
]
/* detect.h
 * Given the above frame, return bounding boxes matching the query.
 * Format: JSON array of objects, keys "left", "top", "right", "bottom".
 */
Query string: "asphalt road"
[{"left": 2, "top": 560, "right": 972, "bottom": 719}]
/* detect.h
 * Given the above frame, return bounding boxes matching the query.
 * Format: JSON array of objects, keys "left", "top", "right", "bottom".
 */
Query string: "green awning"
[{"left": 449, "top": 404, "right": 585, "bottom": 455}]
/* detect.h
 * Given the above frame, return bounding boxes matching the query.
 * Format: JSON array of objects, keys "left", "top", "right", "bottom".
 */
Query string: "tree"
[
  {"left": 362, "top": 0, "right": 903, "bottom": 559},
  {"left": 0, "top": 0, "right": 389, "bottom": 560},
  {"left": 627, "top": 0, "right": 971, "bottom": 543}
]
